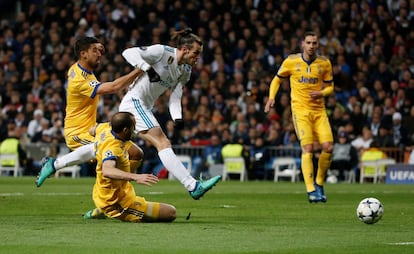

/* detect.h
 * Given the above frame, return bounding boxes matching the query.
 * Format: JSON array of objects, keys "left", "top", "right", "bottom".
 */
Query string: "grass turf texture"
[{"left": 0, "top": 177, "right": 413, "bottom": 254}]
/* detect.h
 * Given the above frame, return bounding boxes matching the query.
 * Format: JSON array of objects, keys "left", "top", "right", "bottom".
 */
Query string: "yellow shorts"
[
  {"left": 103, "top": 196, "right": 161, "bottom": 223},
  {"left": 65, "top": 133, "right": 94, "bottom": 150},
  {"left": 292, "top": 109, "right": 333, "bottom": 146},
  {"left": 66, "top": 133, "right": 134, "bottom": 151}
]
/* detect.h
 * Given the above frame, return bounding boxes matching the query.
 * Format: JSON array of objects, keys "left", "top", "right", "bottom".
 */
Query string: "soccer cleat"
[
  {"left": 35, "top": 157, "right": 56, "bottom": 187},
  {"left": 83, "top": 209, "right": 94, "bottom": 219},
  {"left": 307, "top": 190, "right": 325, "bottom": 203},
  {"left": 314, "top": 183, "right": 327, "bottom": 203},
  {"left": 83, "top": 208, "right": 106, "bottom": 219},
  {"left": 189, "top": 175, "right": 221, "bottom": 200}
]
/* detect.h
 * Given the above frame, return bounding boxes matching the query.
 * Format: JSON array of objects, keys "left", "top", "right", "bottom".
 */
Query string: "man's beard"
[{"left": 90, "top": 60, "right": 100, "bottom": 69}]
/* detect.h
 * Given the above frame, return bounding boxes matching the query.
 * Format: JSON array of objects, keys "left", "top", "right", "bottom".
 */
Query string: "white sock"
[
  {"left": 54, "top": 143, "right": 95, "bottom": 170},
  {"left": 158, "top": 148, "right": 196, "bottom": 191}
]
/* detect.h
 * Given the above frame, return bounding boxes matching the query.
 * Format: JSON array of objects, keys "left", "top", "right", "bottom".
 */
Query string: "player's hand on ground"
[
  {"left": 133, "top": 174, "right": 159, "bottom": 186},
  {"left": 264, "top": 99, "right": 275, "bottom": 113}
]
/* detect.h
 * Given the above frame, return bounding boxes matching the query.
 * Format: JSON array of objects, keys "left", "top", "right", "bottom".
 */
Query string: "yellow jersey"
[
  {"left": 276, "top": 53, "right": 333, "bottom": 111},
  {"left": 64, "top": 62, "right": 100, "bottom": 138},
  {"left": 92, "top": 123, "right": 135, "bottom": 209}
]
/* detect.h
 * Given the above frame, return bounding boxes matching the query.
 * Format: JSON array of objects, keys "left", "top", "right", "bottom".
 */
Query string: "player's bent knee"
[{"left": 159, "top": 203, "right": 177, "bottom": 222}]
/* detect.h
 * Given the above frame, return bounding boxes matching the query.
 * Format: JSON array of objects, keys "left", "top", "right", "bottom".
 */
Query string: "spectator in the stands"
[
  {"left": 391, "top": 112, "right": 410, "bottom": 147},
  {"left": 351, "top": 125, "right": 374, "bottom": 153},
  {"left": 331, "top": 131, "right": 359, "bottom": 182},
  {"left": 374, "top": 124, "right": 395, "bottom": 148},
  {"left": 249, "top": 136, "right": 270, "bottom": 180},
  {"left": 27, "top": 109, "right": 48, "bottom": 140}
]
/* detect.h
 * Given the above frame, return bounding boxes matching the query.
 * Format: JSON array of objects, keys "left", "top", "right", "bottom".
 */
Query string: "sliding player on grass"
[{"left": 84, "top": 112, "right": 176, "bottom": 222}]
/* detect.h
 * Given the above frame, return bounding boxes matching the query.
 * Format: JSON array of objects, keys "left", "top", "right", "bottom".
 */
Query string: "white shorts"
[{"left": 119, "top": 97, "right": 160, "bottom": 132}]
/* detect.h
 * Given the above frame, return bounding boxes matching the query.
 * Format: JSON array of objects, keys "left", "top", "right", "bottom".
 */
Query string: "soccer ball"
[{"left": 356, "top": 197, "right": 384, "bottom": 224}]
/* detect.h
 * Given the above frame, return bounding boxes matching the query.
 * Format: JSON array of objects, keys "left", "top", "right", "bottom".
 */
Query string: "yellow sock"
[
  {"left": 301, "top": 152, "right": 315, "bottom": 192},
  {"left": 316, "top": 151, "right": 332, "bottom": 186}
]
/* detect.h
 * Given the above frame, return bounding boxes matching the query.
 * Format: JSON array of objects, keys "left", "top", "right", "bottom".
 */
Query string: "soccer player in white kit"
[{"left": 119, "top": 28, "right": 221, "bottom": 200}]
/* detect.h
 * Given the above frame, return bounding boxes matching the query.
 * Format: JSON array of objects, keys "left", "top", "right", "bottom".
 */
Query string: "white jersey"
[{"left": 120, "top": 44, "right": 191, "bottom": 120}]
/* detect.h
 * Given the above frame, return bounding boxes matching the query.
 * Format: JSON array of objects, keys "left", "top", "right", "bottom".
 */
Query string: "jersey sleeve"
[
  {"left": 169, "top": 83, "right": 183, "bottom": 121},
  {"left": 169, "top": 64, "right": 191, "bottom": 120},
  {"left": 80, "top": 79, "right": 100, "bottom": 99},
  {"left": 276, "top": 57, "right": 292, "bottom": 78},
  {"left": 68, "top": 66, "right": 101, "bottom": 99},
  {"left": 122, "top": 45, "right": 163, "bottom": 71},
  {"left": 268, "top": 57, "right": 291, "bottom": 99},
  {"left": 322, "top": 58, "right": 334, "bottom": 83},
  {"left": 99, "top": 135, "right": 123, "bottom": 164}
]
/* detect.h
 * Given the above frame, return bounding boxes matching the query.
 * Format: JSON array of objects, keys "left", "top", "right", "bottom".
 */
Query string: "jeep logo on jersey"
[
  {"left": 298, "top": 76, "right": 318, "bottom": 84},
  {"left": 89, "top": 80, "right": 99, "bottom": 87}
]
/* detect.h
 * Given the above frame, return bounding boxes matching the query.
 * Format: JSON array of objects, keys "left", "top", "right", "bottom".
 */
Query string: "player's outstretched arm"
[
  {"left": 265, "top": 75, "right": 281, "bottom": 113},
  {"left": 97, "top": 68, "right": 143, "bottom": 95},
  {"left": 102, "top": 160, "right": 159, "bottom": 186}
]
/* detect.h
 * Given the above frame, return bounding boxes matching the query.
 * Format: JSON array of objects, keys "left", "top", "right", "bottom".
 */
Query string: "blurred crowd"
[{"left": 0, "top": 0, "right": 414, "bottom": 176}]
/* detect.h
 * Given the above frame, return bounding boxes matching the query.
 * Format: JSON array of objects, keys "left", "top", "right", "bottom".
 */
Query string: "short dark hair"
[
  {"left": 303, "top": 31, "right": 318, "bottom": 40},
  {"left": 111, "top": 112, "right": 134, "bottom": 133},
  {"left": 74, "top": 36, "right": 99, "bottom": 58}
]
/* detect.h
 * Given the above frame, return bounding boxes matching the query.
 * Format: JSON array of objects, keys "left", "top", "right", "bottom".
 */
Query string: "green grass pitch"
[{"left": 0, "top": 177, "right": 413, "bottom": 254}]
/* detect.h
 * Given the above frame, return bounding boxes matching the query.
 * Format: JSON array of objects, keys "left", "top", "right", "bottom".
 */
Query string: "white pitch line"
[
  {"left": 387, "top": 242, "right": 414, "bottom": 245},
  {"left": 0, "top": 193, "right": 24, "bottom": 196},
  {"left": 33, "top": 192, "right": 85, "bottom": 196},
  {"left": 220, "top": 204, "right": 237, "bottom": 208},
  {"left": 145, "top": 192, "right": 165, "bottom": 195}
]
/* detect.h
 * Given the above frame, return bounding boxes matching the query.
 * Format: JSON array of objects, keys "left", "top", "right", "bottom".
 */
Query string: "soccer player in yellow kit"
[
  {"left": 84, "top": 112, "right": 176, "bottom": 222},
  {"left": 36, "top": 37, "right": 144, "bottom": 187},
  {"left": 265, "top": 31, "right": 334, "bottom": 203}
]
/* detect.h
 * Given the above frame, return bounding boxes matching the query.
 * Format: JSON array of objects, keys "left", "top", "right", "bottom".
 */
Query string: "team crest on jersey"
[
  {"left": 69, "top": 69, "right": 76, "bottom": 78},
  {"left": 296, "top": 63, "right": 301, "bottom": 72},
  {"left": 105, "top": 150, "right": 114, "bottom": 158},
  {"left": 167, "top": 56, "right": 174, "bottom": 64},
  {"left": 89, "top": 80, "right": 99, "bottom": 88}
]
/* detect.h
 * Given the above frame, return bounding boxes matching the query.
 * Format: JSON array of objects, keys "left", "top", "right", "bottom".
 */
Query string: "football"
[{"left": 356, "top": 197, "right": 384, "bottom": 224}]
